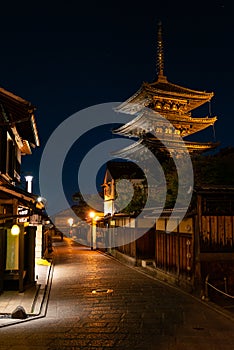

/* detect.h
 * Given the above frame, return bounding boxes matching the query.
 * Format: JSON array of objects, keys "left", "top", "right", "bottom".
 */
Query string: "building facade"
[{"left": 0, "top": 86, "right": 41, "bottom": 293}]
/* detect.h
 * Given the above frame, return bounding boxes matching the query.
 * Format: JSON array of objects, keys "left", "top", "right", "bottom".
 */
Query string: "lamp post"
[
  {"left": 25, "top": 175, "right": 33, "bottom": 193},
  {"left": 89, "top": 211, "right": 96, "bottom": 250}
]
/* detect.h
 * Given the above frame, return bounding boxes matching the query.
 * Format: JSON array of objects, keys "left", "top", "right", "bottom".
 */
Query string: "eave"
[
  {"left": 0, "top": 86, "right": 40, "bottom": 147},
  {"left": 20, "top": 140, "right": 32, "bottom": 155},
  {"left": 116, "top": 79, "right": 214, "bottom": 115},
  {"left": 0, "top": 184, "right": 37, "bottom": 205},
  {"left": 113, "top": 109, "right": 217, "bottom": 138},
  {"left": 112, "top": 138, "right": 219, "bottom": 158}
]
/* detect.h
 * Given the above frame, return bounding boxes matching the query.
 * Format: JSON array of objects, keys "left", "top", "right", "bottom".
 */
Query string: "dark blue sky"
[{"left": 0, "top": 1, "right": 233, "bottom": 201}]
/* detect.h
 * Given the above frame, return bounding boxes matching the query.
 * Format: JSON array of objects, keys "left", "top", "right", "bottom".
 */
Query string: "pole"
[{"left": 92, "top": 219, "right": 96, "bottom": 250}]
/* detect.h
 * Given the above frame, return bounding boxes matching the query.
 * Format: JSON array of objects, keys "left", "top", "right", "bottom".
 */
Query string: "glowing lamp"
[
  {"left": 89, "top": 211, "right": 95, "bottom": 219},
  {"left": 68, "top": 218, "right": 74, "bottom": 227},
  {"left": 11, "top": 224, "right": 20, "bottom": 236}
]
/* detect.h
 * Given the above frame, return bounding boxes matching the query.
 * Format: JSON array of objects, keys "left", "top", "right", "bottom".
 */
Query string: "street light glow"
[
  {"left": 11, "top": 224, "right": 20, "bottom": 236},
  {"left": 89, "top": 211, "right": 95, "bottom": 219},
  {"left": 68, "top": 218, "right": 74, "bottom": 226}
]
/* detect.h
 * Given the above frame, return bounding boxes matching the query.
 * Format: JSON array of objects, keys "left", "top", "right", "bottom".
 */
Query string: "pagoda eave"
[
  {"left": 116, "top": 81, "right": 214, "bottom": 116},
  {"left": 112, "top": 138, "right": 219, "bottom": 158},
  {"left": 113, "top": 109, "right": 217, "bottom": 138}
]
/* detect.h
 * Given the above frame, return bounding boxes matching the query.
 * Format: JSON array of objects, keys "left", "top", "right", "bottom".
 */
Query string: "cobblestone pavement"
[{"left": 0, "top": 238, "right": 234, "bottom": 349}]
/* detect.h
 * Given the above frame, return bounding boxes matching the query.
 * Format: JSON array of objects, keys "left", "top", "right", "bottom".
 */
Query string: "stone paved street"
[{"left": 1, "top": 237, "right": 234, "bottom": 349}]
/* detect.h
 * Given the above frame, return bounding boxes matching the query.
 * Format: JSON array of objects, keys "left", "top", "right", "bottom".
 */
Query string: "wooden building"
[
  {"left": 0, "top": 86, "right": 41, "bottom": 293},
  {"left": 103, "top": 187, "right": 234, "bottom": 293}
]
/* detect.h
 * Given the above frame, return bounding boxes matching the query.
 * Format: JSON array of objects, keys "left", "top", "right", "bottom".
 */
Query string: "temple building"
[{"left": 113, "top": 21, "right": 218, "bottom": 158}]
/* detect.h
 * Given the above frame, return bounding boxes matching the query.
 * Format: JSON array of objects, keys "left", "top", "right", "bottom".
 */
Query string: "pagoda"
[{"left": 113, "top": 22, "right": 218, "bottom": 157}]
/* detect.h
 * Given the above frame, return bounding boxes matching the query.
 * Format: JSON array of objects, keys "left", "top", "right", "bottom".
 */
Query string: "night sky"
[{"left": 0, "top": 1, "right": 233, "bottom": 203}]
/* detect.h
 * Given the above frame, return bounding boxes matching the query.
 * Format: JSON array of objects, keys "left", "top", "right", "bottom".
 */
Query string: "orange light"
[{"left": 89, "top": 211, "right": 95, "bottom": 219}]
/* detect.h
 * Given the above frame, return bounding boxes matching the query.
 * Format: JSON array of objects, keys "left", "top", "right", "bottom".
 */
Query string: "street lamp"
[
  {"left": 89, "top": 211, "right": 95, "bottom": 219},
  {"left": 89, "top": 211, "right": 96, "bottom": 250},
  {"left": 25, "top": 175, "right": 33, "bottom": 193},
  {"left": 68, "top": 218, "right": 74, "bottom": 235},
  {"left": 36, "top": 196, "right": 47, "bottom": 210}
]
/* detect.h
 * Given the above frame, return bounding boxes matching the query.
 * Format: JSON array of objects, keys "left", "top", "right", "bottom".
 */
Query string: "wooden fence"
[
  {"left": 155, "top": 231, "right": 193, "bottom": 276},
  {"left": 200, "top": 215, "right": 234, "bottom": 252}
]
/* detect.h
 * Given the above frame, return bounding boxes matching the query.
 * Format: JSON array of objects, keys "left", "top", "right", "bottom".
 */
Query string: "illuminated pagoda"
[{"left": 113, "top": 22, "right": 218, "bottom": 158}]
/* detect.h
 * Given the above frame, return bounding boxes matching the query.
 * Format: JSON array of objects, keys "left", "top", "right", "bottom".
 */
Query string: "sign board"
[
  {"left": 17, "top": 207, "right": 29, "bottom": 223},
  {"left": 30, "top": 214, "right": 41, "bottom": 224}
]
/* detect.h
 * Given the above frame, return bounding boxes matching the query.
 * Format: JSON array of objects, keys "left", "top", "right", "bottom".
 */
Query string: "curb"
[{"left": 0, "top": 261, "right": 54, "bottom": 328}]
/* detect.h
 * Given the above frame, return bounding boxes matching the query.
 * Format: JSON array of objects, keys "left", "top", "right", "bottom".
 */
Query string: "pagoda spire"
[{"left": 156, "top": 21, "right": 166, "bottom": 81}]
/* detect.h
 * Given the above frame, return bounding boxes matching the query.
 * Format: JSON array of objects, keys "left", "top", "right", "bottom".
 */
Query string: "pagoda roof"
[
  {"left": 114, "top": 109, "right": 217, "bottom": 138},
  {"left": 116, "top": 77, "right": 214, "bottom": 115},
  {"left": 0, "top": 86, "right": 40, "bottom": 148},
  {"left": 116, "top": 22, "right": 215, "bottom": 117},
  {"left": 147, "top": 77, "right": 213, "bottom": 101},
  {"left": 112, "top": 137, "right": 219, "bottom": 158}
]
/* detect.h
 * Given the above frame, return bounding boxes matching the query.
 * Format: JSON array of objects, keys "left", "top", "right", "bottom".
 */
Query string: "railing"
[{"left": 204, "top": 274, "right": 234, "bottom": 300}]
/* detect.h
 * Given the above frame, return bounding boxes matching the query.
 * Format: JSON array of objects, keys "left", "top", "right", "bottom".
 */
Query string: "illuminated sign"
[{"left": 17, "top": 207, "right": 29, "bottom": 223}]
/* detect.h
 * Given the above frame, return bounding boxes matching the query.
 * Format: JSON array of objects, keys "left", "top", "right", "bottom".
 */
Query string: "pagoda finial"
[{"left": 156, "top": 21, "right": 165, "bottom": 80}]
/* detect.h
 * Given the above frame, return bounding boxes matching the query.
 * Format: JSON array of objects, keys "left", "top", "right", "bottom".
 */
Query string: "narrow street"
[{"left": 1, "top": 237, "right": 234, "bottom": 350}]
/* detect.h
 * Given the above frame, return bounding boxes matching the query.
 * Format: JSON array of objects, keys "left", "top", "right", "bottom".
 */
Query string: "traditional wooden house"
[
  {"left": 102, "top": 187, "right": 234, "bottom": 294},
  {"left": 0, "top": 86, "right": 41, "bottom": 293}
]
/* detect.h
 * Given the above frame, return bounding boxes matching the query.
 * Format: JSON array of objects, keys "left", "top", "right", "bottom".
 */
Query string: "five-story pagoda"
[{"left": 113, "top": 21, "right": 218, "bottom": 158}]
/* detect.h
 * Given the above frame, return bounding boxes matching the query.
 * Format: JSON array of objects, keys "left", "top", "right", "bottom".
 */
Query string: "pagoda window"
[
  {"left": 178, "top": 105, "right": 183, "bottom": 111},
  {"left": 172, "top": 103, "right": 177, "bottom": 111},
  {"left": 156, "top": 127, "right": 162, "bottom": 133},
  {"left": 163, "top": 103, "right": 170, "bottom": 110},
  {"left": 155, "top": 101, "right": 162, "bottom": 109}
]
